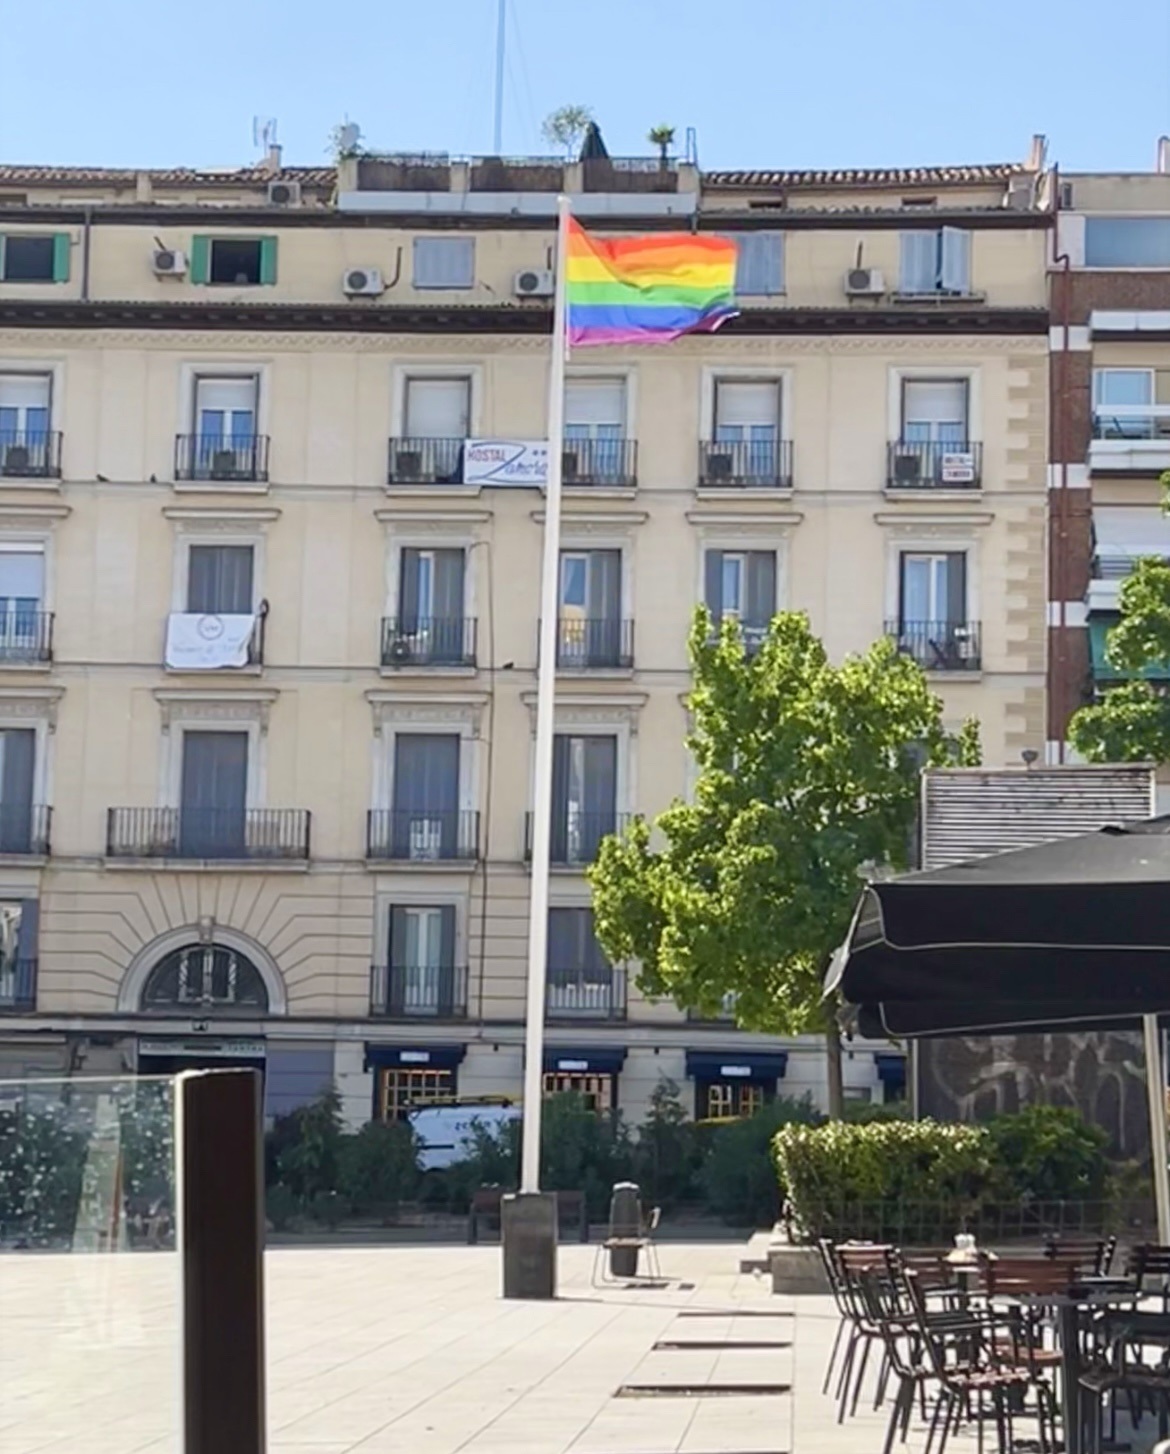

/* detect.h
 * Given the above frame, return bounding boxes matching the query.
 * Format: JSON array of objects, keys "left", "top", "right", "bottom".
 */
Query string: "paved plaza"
[{"left": 0, "top": 1241, "right": 1012, "bottom": 1454}]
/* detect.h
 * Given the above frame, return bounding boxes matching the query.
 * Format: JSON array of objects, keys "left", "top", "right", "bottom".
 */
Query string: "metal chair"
[{"left": 591, "top": 1204, "right": 662, "bottom": 1286}]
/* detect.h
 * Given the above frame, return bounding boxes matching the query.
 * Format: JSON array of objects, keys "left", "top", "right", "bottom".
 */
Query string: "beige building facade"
[{"left": 0, "top": 143, "right": 1051, "bottom": 1127}]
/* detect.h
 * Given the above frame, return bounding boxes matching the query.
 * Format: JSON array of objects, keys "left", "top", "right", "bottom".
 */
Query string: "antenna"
[
  {"left": 493, "top": 0, "right": 506, "bottom": 154},
  {"left": 252, "top": 117, "right": 278, "bottom": 156}
]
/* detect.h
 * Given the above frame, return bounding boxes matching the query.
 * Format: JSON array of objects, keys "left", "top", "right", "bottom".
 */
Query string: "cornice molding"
[
  {"left": 152, "top": 686, "right": 279, "bottom": 733},
  {"left": 0, "top": 685, "right": 64, "bottom": 731}
]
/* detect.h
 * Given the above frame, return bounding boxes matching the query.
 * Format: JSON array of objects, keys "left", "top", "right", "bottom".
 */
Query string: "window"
[
  {"left": 404, "top": 376, "right": 471, "bottom": 438},
  {"left": 179, "top": 729, "right": 249, "bottom": 857},
  {"left": 542, "top": 1072, "right": 615, "bottom": 1113},
  {"left": 899, "top": 228, "right": 971, "bottom": 294},
  {"left": 727, "top": 233, "right": 784, "bottom": 296},
  {"left": 190, "top": 375, "right": 260, "bottom": 478},
  {"left": 704, "top": 549, "right": 776, "bottom": 639},
  {"left": 0, "top": 900, "right": 37, "bottom": 1007},
  {"left": 1093, "top": 368, "right": 1170, "bottom": 440},
  {"left": 387, "top": 905, "right": 458, "bottom": 1017},
  {"left": 901, "top": 379, "right": 969, "bottom": 445},
  {"left": 413, "top": 237, "right": 475, "bottom": 290},
  {"left": 710, "top": 379, "right": 782, "bottom": 482},
  {"left": 190, "top": 236, "right": 277, "bottom": 287},
  {"left": 0, "top": 235, "right": 68, "bottom": 283},
  {"left": 556, "top": 548, "right": 623, "bottom": 666},
  {"left": 0, "top": 548, "right": 46, "bottom": 662},
  {"left": 187, "top": 544, "right": 255, "bottom": 614},
  {"left": 1085, "top": 217, "right": 1170, "bottom": 268},
  {"left": 0, "top": 373, "right": 52, "bottom": 475},
  {"left": 141, "top": 943, "right": 268, "bottom": 1014},
  {"left": 0, "top": 729, "right": 36, "bottom": 854},
  {"left": 699, "top": 1081, "right": 766, "bottom": 1119},
  {"left": 564, "top": 378, "right": 627, "bottom": 482},
  {"left": 551, "top": 734, "right": 617, "bottom": 863},
  {"left": 396, "top": 547, "right": 467, "bottom": 663},
  {"left": 378, "top": 1067, "right": 454, "bottom": 1121},
  {"left": 391, "top": 732, "right": 462, "bottom": 859},
  {"left": 546, "top": 907, "right": 619, "bottom": 1018},
  {"left": 896, "top": 552, "right": 976, "bottom": 671}
]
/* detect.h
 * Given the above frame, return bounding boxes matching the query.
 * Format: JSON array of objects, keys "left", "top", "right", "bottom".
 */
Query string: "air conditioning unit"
[
  {"left": 267, "top": 179, "right": 302, "bottom": 206},
  {"left": 705, "top": 450, "right": 735, "bottom": 482},
  {"left": 389, "top": 449, "right": 426, "bottom": 483},
  {"left": 562, "top": 449, "right": 581, "bottom": 483},
  {"left": 514, "top": 268, "right": 555, "bottom": 298},
  {"left": 1004, "top": 176, "right": 1034, "bottom": 211},
  {"left": 892, "top": 451, "right": 922, "bottom": 485},
  {"left": 845, "top": 267, "right": 885, "bottom": 297},
  {"left": 343, "top": 266, "right": 385, "bottom": 297},
  {"left": 152, "top": 247, "right": 187, "bottom": 277},
  {"left": 1, "top": 445, "right": 31, "bottom": 477},
  {"left": 209, "top": 449, "right": 240, "bottom": 481},
  {"left": 389, "top": 635, "right": 415, "bottom": 665}
]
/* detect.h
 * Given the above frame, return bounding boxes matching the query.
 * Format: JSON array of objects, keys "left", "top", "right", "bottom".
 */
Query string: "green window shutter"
[
  {"left": 52, "top": 233, "right": 71, "bottom": 282},
  {"left": 189, "top": 235, "right": 210, "bottom": 285},
  {"left": 258, "top": 237, "right": 278, "bottom": 285}
]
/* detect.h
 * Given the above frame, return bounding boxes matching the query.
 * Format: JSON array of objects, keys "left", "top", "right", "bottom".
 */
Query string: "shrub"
[
  {"left": 632, "top": 1080, "right": 704, "bottom": 1212},
  {"left": 539, "top": 1093, "right": 634, "bottom": 1217},
  {"left": 338, "top": 1120, "right": 420, "bottom": 1219},
  {"left": 702, "top": 1096, "right": 819, "bottom": 1227},
  {"left": 273, "top": 1085, "right": 346, "bottom": 1203},
  {"left": 265, "top": 1183, "right": 300, "bottom": 1232},
  {"left": 309, "top": 1189, "right": 346, "bottom": 1230},
  {"left": 985, "top": 1104, "right": 1109, "bottom": 1204}
]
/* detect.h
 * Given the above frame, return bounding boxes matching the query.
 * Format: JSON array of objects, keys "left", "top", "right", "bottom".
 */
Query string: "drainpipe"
[
  {"left": 1051, "top": 169, "right": 1073, "bottom": 762},
  {"left": 81, "top": 205, "right": 93, "bottom": 301}
]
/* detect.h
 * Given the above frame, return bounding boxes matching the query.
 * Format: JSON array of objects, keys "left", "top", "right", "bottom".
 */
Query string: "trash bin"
[{"left": 608, "top": 1181, "right": 642, "bottom": 1278}]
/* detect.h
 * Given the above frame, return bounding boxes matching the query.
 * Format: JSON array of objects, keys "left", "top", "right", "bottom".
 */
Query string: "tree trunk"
[{"left": 825, "top": 1028, "right": 845, "bottom": 1120}]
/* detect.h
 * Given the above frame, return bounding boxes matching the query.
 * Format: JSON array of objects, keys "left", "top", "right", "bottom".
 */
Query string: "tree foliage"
[
  {"left": 588, "top": 611, "right": 977, "bottom": 1038},
  {"left": 542, "top": 106, "right": 594, "bottom": 156}
]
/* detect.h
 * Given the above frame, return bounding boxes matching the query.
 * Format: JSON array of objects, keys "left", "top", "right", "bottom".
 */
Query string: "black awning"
[
  {"left": 543, "top": 1047, "right": 627, "bottom": 1075},
  {"left": 685, "top": 1049, "right": 788, "bottom": 1081},
  {"left": 363, "top": 1043, "right": 468, "bottom": 1071}
]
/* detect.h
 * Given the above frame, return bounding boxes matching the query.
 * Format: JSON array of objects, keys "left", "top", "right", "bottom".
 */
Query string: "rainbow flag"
[{"left": 566, "top": 218, "right": 738, "bottom": 347}]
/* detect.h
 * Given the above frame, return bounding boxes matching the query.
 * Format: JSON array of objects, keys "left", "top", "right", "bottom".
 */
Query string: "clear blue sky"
[{"left": 3, "top": 0, "right": 1169, "bottom": 175}]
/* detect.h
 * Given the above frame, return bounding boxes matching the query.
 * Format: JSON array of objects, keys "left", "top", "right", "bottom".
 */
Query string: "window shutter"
[
  {"left": 433, "top": 549, "right": 464, "bottom": 622},
  {"left": 439, "top": 905, "right": 456, "bottom": 970},
  {"left": 945, "top": 553, "right": 967, "bottom": 625},
  {"left": 17, "top": 898, "right": 38, "bottom": 965},
  {"left": 550, "top": 735, "right": 570, "bottom": 859},
  {"left": 564, "top": 378, "right": 626, "bottom": 428},
  {"left": 189, "top": 236, "right": 210, "bottom": 285},
  {"left": 389, "top": 906, "right": 408, "bottom": 968},
  {"left": 746, "top": 552, "right": 776, "bottom": 627},
  {"left": 51, "top": 234, "right": 71, "bottom": 283},
  {"left": 899, "top": 232, "right": 939, "bottom": 293},
  {"left": 704, "top": 551, "right": 724, "bottom": 619},
  {"left": 939, "top": 228, "right": 971, "bottom": 294},
  {"left": 413, "top": 238, "right": 475, "bottom": 289},
  {"left": 733, "top": 233, "right": 783, "bottom": 296},
  {"left": 258, "top": 237, "right": 278, "bottom": 285},
  {"left": 398, "top": 548, "right": 421, "bottom": 626}
]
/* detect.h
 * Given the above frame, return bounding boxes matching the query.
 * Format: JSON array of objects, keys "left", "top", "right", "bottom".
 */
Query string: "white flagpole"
[{"left": 519, "top": 193, "right": 571, "bottom": 1195}]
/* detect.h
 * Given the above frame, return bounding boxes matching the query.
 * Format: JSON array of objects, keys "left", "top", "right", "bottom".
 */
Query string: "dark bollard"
[{"left": 608, "top": 1181, "right": 642, "bottom": 1279}]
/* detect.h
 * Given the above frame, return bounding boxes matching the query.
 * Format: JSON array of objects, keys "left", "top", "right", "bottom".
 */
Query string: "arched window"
[{"left": 140, "top": 943, "right": 269, "bottom": 1014}]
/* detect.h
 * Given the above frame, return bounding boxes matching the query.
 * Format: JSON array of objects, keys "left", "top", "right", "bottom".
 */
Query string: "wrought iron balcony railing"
[
  {"left": 0, "top": 804, "right": 51, "bottom": 856},
  {"left": 525, "top": 810, "right": 630, "bottom": 866},
  {"left": 546, "top": 967, "right": 628, "bottom": 1020},
  {"left": 380, "top": 617, "right": 477, "bottom": 668},
  {"left": 887, "top": 440, "right": 983, "bottom": 489},
  {"left": 561, "top": 437, "right": 637, "bottom": 487},
  {"left": 886, "top": 619, "right": 982, "bottom": 672},
  {"left": 0, "top": 431, "right": 62, "bottom": 480},
  {"left": 366, "top": 808, "right": 480, "bottom": 862},
  {"left": 387, "top": 437, "right": 466, "bottom": 485},
  {"left": 542, "top": 616, "right": 634, "bottom": 670},
  {"left": 0, "top": 610, "right": 53, "bottom": 663},
  {"left": 0, "top": 958, "right": 36, "bottom": 1010},
  {"left": 698, "top": 439, "right": 793, "bottom": 488},
  {"left": 174, "top": 434, "right": 270, "bottom": 483},
  {"left": 106, "top": 806, "right": 311, "bottom": 860},
  {"left": 369, "top": 964, "right": 469, "bottom": 1019}
]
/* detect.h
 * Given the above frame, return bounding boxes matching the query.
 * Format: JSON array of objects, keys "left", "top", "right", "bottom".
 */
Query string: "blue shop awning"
[
  {"left": 685, "top": 1049, "right": 788, "bottom": 1081},
  {"left": 363, "top": 1043, "right": 468, "bottom": 1072},
  {"left": 874, "top": 1052, "right": 907, "bottom": 1087},
  {"left": 543, "top": 1046, "right": 628, "bottom": 1075}
]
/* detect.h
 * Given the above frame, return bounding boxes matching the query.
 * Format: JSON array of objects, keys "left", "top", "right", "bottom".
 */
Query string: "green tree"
[
  {"left": 542, "top": 105, "right": 594, "bottom": 157},
  {"left": 1070, "top": 479, "right": 1170, "bottom": 761},
  {"left": 589, "top": 610, "right": 978, "bottom": 1116},
  {"left": 647, "top": 125, "right": 676, "bottom": 165},
  {"left": 275, "top": 1084, "right": 346, "bottom": 1204}
]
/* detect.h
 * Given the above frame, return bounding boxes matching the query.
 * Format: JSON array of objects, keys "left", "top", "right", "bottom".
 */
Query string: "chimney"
[
  {"left": 1027, "top": 134, "right": 1047, "bottom": 172},
  {"left": 264, "top": 143, "right": 282, "bottom": 176},
  {"left": 1158, "top": 137, "right": 1170, "bottom": 174}
]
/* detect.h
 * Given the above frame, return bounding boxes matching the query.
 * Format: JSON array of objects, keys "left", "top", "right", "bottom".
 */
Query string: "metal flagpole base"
[{"left": 501, "top": 1192, "right": 558, "bottom": 1300}]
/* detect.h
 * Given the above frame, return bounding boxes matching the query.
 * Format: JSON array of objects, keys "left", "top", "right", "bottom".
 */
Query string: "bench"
[{"left": 466, "top": 1187, "right": 588, "bottom": 1244}]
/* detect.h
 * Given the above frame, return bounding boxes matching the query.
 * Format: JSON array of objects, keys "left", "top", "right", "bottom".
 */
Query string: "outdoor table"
[{"left": 989, "top": 1286, "right": 1140, "bottom": 1454}]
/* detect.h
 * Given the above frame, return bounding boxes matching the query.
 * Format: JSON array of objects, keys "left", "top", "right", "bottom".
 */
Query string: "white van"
[{"left": 407, "top": 1101, "right": 521, "bottom": 1171}]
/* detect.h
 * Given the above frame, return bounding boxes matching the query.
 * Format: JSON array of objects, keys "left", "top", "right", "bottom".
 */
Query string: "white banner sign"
[
  {"left": 165, "top": 612, "right": 255, "bottom": 670},
  {"left": 462, "top": 439, "right": 548, "bottom": 487},
  {"left": 940, "top": 451, "right": 976, "bottom": 484}
]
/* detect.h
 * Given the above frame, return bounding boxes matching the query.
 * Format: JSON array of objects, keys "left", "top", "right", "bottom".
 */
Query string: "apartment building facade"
[
  {"left": 0, "top": 142, "right": 1050, "bottom": 1127},
  {"left": 1048, "top": 145, "right": 1170, "bottom": 762}
]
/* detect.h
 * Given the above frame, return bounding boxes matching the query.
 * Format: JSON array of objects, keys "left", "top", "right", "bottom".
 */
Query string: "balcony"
[
  {"left": 0, "top": 804, "right": 51, "bottom": 857},
  {"left": 886, "top": 441, "right": 982, "bottom": 490},
  {"left": 542, "top": 617, "right": 634, "bottom": 671},
  {"left": 1090, "top": 407, "right": 1170, "bottom": 474},
  {"left": 546, "top": 967, "right": 627, "bottom": 1021},
  {"left": 173, "top": 434, "right": 270, "bottom": 484},
  {"left": 387, "top": 438, "right": 466, "bottom": 486},
  {"left": 106, "top": 807, "right": 311, "bottom": 861},
  {"left": 0, "top": 431, "right": 62, "bottom": 480},
  {"left": 698, "top": 439, "right": 793, "bottom": 489},
  {"left": 0, "top": 958, "right": 36, "bottom": 1010},
  {"left": 369, "top": 964, "right": 469, "bottom": 1019},
  {"left": 525, "top": 810, "right": 630, "bottom": 866},
  {"left": 0, "top": 611, "right": 53, "bottom": 665},
  {"left": 357, "top": 154, "right": 452, "bottom": 191},
  {"left": 886, "top": 620, "right": 982, "bottom": 673},
  {"left": 381, "top": 617, "right": 477, "bottom": 669},
  {"left": 366, "top": 808, "right": 480, "bottom": 863},
  {"left": 562, "top": 438, "right": 637, "bottom": 488}
]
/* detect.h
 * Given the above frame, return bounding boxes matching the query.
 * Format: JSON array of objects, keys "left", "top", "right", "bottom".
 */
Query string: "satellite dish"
[{"left": 339, "top": 123, "right": 361, "bottom": 153}]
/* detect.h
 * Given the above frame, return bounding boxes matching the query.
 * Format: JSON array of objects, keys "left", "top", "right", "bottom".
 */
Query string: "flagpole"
[{"left": 519, "top": 193, "right": 571, "bottom": 1196}]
